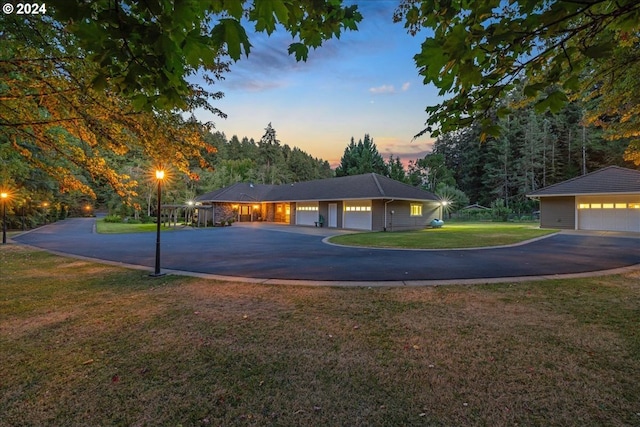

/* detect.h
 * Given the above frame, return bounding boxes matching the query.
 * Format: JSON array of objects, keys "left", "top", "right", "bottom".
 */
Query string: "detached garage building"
[{"left": 528, "top": 166, "right": 640, "bottom": 232}]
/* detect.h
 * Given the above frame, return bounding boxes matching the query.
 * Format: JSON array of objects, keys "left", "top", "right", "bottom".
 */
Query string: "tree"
[
  {"left": 45, "top": 0, "right": 362, "bottom": 111},
  {"left": 1, "top": 1, "right": 362, "bottom": 205},
  {"left": 335, "top": 134, "right": 386, "bottom": 176},
  {"left": 1, "top": 13, "right": 216, "bottom": 205},
  {"left": 410, "top": 153, "right": 456, "bottom": 192},
  {"left": 394, "top": 0, "right": 640, "bottom": 142},
  {"left": 386, "top": 155, "right": 408, "bottom": 183}
]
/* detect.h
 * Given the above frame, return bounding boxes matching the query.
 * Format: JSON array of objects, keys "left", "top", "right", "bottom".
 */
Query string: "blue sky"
[{"left": 196, "top": 1, "right": 440, "bottom": 167}]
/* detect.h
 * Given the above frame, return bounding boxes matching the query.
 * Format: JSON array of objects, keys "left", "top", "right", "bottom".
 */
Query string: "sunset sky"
[{"left": 194, "top": 1, "right": 440, "bottom": 167}]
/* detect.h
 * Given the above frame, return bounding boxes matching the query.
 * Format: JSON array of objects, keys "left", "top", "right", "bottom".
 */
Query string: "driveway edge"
[{"left": 10, "top": 241, "right": 640, "bottom": 287}]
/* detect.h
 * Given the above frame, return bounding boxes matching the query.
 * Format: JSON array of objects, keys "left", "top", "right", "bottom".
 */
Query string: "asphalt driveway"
[{"left": 13, "top": 218, "right": 640, "bottom": 283}]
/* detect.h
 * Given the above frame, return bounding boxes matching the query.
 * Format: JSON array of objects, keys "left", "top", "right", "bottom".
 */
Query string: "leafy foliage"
[
  {"left": 47, "top": 0, "right": 362, "bottom": 111},
  {"left": 394, "top": 0, "right": 640, "bottom": 142},
  {"left": 1, "top": 16, "right": 215, "bottom": 208}
]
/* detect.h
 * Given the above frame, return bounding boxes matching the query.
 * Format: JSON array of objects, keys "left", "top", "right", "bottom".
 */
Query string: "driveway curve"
[{"left": 13, "top": 218, "right": 640, "bottom": 284}]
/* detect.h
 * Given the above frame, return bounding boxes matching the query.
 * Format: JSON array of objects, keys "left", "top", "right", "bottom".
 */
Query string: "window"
[
  {"left": 345, "top": 206, "right": 371, "bottom": 212},
  {"left": 602, "top": 203, "right": 614, "bottom": 209},
  {"left": 615, "top": 203, "right": 627, "bottom": 209},
  {"left": 591, "top": 203, "right": 602, "bottom": 209},
  {"left": 410, "top": 204, "right": 423, "bottom": 216},
  {"left": 630, "top": 203, "right": 640, "bottom": 209},
  {"left": 578, "top": 203, "right": 589, "bottom": 209},
  {"left": 297, "top": 206, "right": 318, "bottom": 211}
]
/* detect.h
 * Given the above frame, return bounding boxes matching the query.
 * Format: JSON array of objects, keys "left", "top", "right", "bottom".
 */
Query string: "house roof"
[
  {"left": 527, "top": 166, "right": 640, "bottom": 197},
  {"left": 196, "top": 173, "right": 439, "bottom": 203}
]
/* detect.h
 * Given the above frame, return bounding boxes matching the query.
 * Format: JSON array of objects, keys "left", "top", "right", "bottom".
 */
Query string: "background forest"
[
  {"left": 2, "top": 1, "right": 639, "bottom": 228},
  {"left": 2, "top": 97, "right": 637, "bottom": 228}
]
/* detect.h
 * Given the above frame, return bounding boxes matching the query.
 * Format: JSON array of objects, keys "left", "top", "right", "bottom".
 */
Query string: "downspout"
[{"left": 384, "top": 199, "right": 395, "bottom": 231}]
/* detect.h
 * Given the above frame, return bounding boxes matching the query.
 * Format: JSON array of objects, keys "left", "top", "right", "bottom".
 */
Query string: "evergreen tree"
[
  {"left": 335, "top": 134, "right": 386, "bottom": 176},
  {"left": 386, "top": 155, "right": 408, "bottom": 183}
]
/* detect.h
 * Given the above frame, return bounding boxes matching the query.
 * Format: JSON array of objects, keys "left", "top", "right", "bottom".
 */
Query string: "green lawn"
[
  {"left": 329, "top": 222, "right": 558, "bottom": 249},
  {"left": 1, "top": 244, "right": 639, "bottom": 426},
  {"left": 96, "top": 219, "right": 176, "bottom": 234}
]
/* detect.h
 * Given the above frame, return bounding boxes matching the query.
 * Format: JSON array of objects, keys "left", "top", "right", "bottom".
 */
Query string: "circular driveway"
[{"left": 13, "top": 218, "right": 640, "bottom": 284}]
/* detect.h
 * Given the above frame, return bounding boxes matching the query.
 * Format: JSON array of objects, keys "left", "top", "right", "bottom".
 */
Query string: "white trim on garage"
[
  {"left": 577, "top": 196, "right": 640, "bottom": 232},
  {"left": 343, "top": 200, "right": 372, "bottom": 230}
]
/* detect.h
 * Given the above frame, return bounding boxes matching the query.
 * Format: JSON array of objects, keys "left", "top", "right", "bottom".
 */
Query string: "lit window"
[
  {"left": 591, "top": 203, "right": 602, "bottom": 209},
  {"left": 578, "top": 203, "right": 589, "bottom": 209},
  {"left": 602, "top": 203, "right": 614, "bottom": 209},
  {"left": 630, "top": 203, "right": 640, "bottom": 209},
  {"left": 410, "top": 204, "right": 423, "bottom": 216},
  {"left": 615, "top": 203, "right": 627, "bottom": 209}
]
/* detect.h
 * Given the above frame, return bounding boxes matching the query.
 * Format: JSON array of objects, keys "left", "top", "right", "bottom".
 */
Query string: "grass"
[
  {"left": 329, "top": 222, "right": 558, "bottom": 249},
  {"left": 96, "top": 219, "right": 176, "bottom": 234},
  {"left": 1, "top": 244, "right": 639, "bottom": 426}
]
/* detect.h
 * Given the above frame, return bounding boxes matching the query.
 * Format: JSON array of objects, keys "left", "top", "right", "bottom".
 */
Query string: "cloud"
[
  {"left": 376, "top": 137, "right": 435, "bottom": 164},
  {"left": 402, "top": 82, "right": 411, "bottom": 91},
  {"left": 369, "top": 84, "right": 396, "bottom": 94}
]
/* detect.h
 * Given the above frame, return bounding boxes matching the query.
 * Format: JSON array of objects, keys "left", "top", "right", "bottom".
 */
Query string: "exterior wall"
[
  {"left": 290, "top": 202, "right": 296, "bottom": 225},
  {"left": 371, "top": 199, "right": 385, "bottom": 231},
  {"left": 196, "top": 202, "right": 235, "bottom": 226},
  {"left": 379, "top": 200, "right": 440, "bottom": 231},
  {"left": 215, "top": 203, "right": 236, "bottom": 224},
  {"left": 265, "top": 203, "right": 275, "bottom": 222},
  {"left": 202, "top": 200, "right": 439, "bottom": 230},
  {"left": 540, "top": 197, "right": 576, "bottom": 229}
]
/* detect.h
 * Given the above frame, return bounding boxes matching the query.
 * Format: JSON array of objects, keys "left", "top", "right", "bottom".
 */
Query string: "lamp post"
[
  {"left": 152, "top": 169, "right": 165, "bottom": 276},
  {"left": 440, "top": 200, "right": 449, "bottom": 219},
  {"left": 1, "top": 192, "right": 8, "bottom": 244},
  {"left": 42, "top": 201, "right": 49, "bottom": 224}
]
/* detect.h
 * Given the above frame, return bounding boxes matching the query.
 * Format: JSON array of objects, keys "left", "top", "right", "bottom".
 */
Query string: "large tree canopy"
[
  {"left": 1, "top": 0, "right": 362, "bottom": 203},
  {"left": 394, "top": 0, "right": 640, "bottom": 143},
  {"left": 47, "top": 0, "right": 362, "bottom": 111}
]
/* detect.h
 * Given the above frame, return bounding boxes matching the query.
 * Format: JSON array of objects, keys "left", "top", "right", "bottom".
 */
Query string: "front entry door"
[
  {"left": 328, "top": 203, "right": 338, "bottom": 227},
  {"left": 239, "top": 205, "right": 251, "bottom": 222}
]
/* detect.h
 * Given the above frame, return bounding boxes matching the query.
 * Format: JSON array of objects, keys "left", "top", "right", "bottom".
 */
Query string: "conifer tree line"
[
  {"left": 197, "top": 123, "right": 333, "bottom": 191},
  {"left": 335, "top": 98, "right": 637, "bottom": 216}
]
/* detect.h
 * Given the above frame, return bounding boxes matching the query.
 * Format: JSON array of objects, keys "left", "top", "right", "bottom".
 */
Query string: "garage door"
[
  {"left": 296, "top": 202, "right": 319, "bottom": 226},
  {"left": 578, "top": 202, "right": 640, "bottom": 232},
  {"left": 344, "top": 200, "right": 372, "bottom": 230}
]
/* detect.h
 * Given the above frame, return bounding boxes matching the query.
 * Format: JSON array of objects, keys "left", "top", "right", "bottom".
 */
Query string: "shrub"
[{"left": 103, "top": 215, "right": 122, "bottom": 223}]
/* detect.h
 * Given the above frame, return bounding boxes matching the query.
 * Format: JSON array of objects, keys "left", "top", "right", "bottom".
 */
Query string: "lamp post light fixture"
[
  {"left": 186, "top": 200, "right": 194, "bottom": 226},
  {"left": 152, "top": 169, "right": 165, "bottom": 277},
  {"left": 1, "top": 192, "right": 8, "bottom": 244},
  {"left": 440, "top": 200, "right": 449, "bottom": 219},
  {"left": 42, "top": 201, "right": 49, "bottom": 224}
]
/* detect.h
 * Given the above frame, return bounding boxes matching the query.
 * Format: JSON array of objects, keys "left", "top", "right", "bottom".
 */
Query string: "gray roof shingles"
[
  {"left": 528, "top": 166, "right": 640, "bottom": 197},
  {"left": 196, "top": 173, "right": 439, "bottom": 203}
]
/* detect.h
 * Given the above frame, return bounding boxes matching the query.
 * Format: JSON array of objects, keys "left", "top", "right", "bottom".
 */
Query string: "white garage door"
[
  {"left": 296, "top": 202, "right": 319, "bottom": 226},
  {"left": 343, "top": 200, "right": 372, "bottom": 230},
  {"left": 578, "top": 201, "right": 640, "bottom": 232}
]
